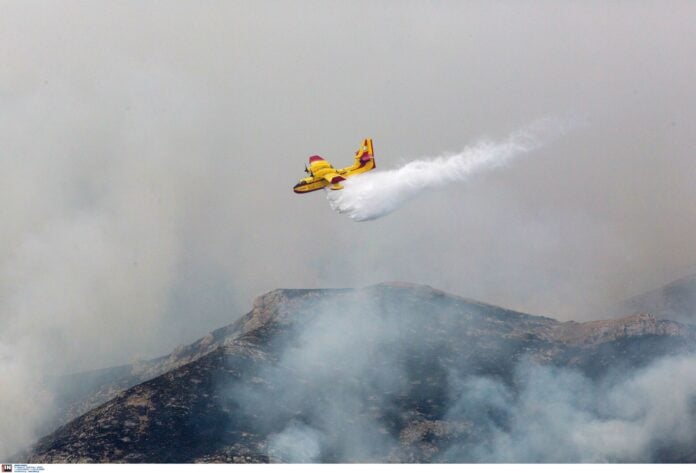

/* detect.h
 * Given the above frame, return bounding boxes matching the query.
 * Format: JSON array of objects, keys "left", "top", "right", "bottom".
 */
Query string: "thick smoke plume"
[
  {"left": 444, "top": 356, "right": 696, "bottom": 462},
  {"left": 326, "top": 119, "right": 566, "bottom": 221},
  {"left": 3, "top": 0, "right": 695, "bottom": 462},
  {"left": 226, "top": 292, "right": 696, "bottom": 462}
]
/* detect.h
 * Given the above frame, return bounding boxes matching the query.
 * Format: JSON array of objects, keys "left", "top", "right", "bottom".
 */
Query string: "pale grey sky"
[
  {"left": 1, "top": 0, "right": 696, "bottom": 457},
  {"left": 1, "top": 0, "right": 695, "bottom": 371}
]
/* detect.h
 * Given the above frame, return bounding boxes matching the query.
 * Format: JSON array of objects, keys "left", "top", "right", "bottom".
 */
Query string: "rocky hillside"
[
  {"left": 29, "top": 283, "right": 696, "bottom": 463},
  {"left": 50, "top": 308, "right": 251, "bottom": 431}
]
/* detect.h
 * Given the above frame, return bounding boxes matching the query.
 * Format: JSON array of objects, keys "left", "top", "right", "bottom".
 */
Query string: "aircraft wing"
[
  {"left": 305, "top": 155, "right": 346, "bottom": 190},
  {"left": 322, "top": 172, "right": 346, "bottom": 185}
]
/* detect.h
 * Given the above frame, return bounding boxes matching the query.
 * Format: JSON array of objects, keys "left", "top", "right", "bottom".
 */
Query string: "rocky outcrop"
[{"left": 549, "top": 313, "right": 689, "bottom": 346}]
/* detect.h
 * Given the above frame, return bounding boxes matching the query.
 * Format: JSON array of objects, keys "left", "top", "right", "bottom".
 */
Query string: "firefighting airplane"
[{"left": 293, "top": 138, "right": 376, "bottom": 193}]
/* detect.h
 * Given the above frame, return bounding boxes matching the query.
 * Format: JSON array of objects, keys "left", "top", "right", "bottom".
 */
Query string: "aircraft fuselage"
[{"left": 293, "top": 138, "right": 376, "bottom": 194}]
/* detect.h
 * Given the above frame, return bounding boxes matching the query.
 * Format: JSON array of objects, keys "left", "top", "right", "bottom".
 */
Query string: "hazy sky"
[{"left": 1, "top": 1, "right": 695, "bottom": 375}]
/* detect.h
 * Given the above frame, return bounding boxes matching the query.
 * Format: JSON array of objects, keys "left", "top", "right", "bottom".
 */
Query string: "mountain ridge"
[
  {"left": 623, "top": 273, "right": 696, "bottom": 324},
  {"left": 30, "top": 282, "right": 696, "bottom": 462}
]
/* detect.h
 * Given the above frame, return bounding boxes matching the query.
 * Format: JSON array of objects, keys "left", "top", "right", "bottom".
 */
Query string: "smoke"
[
  {"left": 268, "top": 421, "right": 322, "bottom": 463},
  {"left": 0, "top": 65, "right": 238, "bottom": 459},
  {"left": 2, "top": 0, "right": 695, "bottom": 461},
  {"left": 326, "top": 119, "right": 568, "bottom": 221},
  {"left": 226, "top": 295, "right": 405, "bottom": 462},
  {"left": 443, "top": 355, "right": 696, "bottom": 462},
  {"left": 225, "top": 290, "right": 696, "bottom": 462}
]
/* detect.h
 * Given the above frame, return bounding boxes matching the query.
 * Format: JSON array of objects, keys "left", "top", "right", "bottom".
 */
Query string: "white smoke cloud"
[
  {"left": 226, "top": 291, "right": 696, "bottom": 463},
  {"left": 253, "top": 335, "right": 696, "bottom": 462},
  {"left": 225, "top": 295, "right": 404, "bottom": 462},
  {"left": 3, "top": 0, "right": 695, "bottom": 461},
  {"left": 444, "top": 355, "right": 696, "bottom": 462},
  {"left": 267, "top": 421, "right": 322, "bottom": 463},
  {"left": 326, "top": 119, "right": 569, "bottom": 221}
]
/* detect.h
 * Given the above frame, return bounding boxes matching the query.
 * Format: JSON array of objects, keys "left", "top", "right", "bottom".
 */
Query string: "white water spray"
[{"left": 327, "top": 119, "right": 566, "bottom": 221}]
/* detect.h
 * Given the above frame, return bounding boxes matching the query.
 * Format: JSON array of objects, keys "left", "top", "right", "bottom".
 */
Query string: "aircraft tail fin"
[{"left": 354, "top": 138, "right": 375, "bottom": 168}]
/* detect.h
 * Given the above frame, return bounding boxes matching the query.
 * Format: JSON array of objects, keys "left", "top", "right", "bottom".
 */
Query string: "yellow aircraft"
[{"left": 293, "top": 138, "right": 376, "bottom": 194}]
